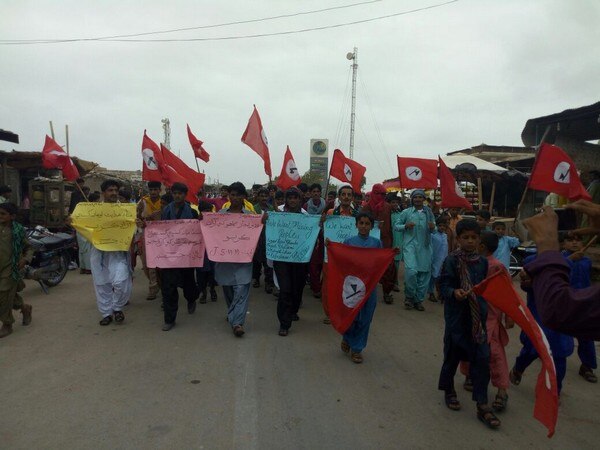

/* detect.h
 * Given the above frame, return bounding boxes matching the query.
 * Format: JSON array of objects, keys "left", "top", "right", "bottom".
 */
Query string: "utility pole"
[
  {"left": 347, "top": 47, "right": 358, "bottom": 159},
  {"left": 161, "top": 118, "right": 171, "bottom": 149}
]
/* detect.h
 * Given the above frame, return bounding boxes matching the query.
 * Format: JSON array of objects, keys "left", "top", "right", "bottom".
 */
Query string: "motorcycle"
[
  {"left": 23, "top": 226, "right": 76, "bottom": 293},
  {"left": 509, "top": 242, "right": 537, "bottom": 278}
]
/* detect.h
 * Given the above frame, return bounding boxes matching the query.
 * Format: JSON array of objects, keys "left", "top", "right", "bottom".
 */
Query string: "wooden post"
[
  {"left": 477, "top": 177, "right": 483, "bottom": 210},
  {"left": 488, "top": 181, "right": 496, "bottom": 215},
  {"left": 49, "top": 121, "right": 55, "bottom": 139},
  {"left": 65, "top": 124, "right": 70, "bottom": 155}
]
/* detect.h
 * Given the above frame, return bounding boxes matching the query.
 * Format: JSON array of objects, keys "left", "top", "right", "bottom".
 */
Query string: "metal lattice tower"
[
  {"left": 161, "top": 118, "right": 171, "bottom": 149},
  {"left": 347, "top": 47, "right": 358, "bottom": 159}
]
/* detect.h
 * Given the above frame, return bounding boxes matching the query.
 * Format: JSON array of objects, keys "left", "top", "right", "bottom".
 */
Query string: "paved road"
[{"left": 1, "top": 268, "right": 598, "bottom": 449}]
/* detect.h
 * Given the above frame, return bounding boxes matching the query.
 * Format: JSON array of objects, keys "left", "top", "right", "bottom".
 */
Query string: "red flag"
[
  {"left": 329, "top": 149, "right": 366, "bottom": 193},
  {"left": 41, "top": 135, "right": 80, "bottom": 181},
  {"left": 397, "top": 156, "right": 438, "bottom": 189},
  {"left": 241, "top": 105, "right": 272, "bottom": 177},
  {"left": 438, "top": 157, "right": 473, "bottom": 210},
  {"left": 275, "top": 146, "right": 301, "bottom": 190},
  {"left": 141, "top": 131, "right": 166, "bottom": 183},
  {"left": 187, "top": 124, "right": 210, "bottom": 163},
  {"left": 326, "top": 242, "right": 396, "bottom": 334},
  {"left": 528, "top": 143, "right": 591, "bottom": 201},
  {"left": 472, "top": 270, "right": 558, "bottom": 437},
  {"left": 161, "top": 144, "right": 205, "bottom": 204}
]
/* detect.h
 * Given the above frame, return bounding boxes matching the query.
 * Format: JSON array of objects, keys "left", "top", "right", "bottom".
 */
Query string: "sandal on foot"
[
  {"left": 114, "top": 311, "right": 125, "bottom": 323},
  {"left": 99, "top": 316, "right": 113, "bottom": 326},
  {"left": 509, "top": 367, "right": 523, "bottom": 385},
  {"left": 252, "top": 279, "right": 260, "bottom": 288},
  {"left": 278, "top": 328, "right": 288, "bottom": 337},
  {"left": 463, "top": 377, "right": 473, "bottom": 392},
  {"left": 351, "top": 352, "right": 363, "bottom": 364},
  {"left": 492, "top": 394, "right": 508, "bottom": 412},
  {"left": 341, "top": 340, "right": 350, "bottom": 354},
  {"left": 579, "top": 365, "right": 598, "bottom": 383},
  {"left": 477, "top": 406, "right": 501, "bottom": 429},
  {"left": 444, "top": 392, "right": 461, "bottom": 411}
]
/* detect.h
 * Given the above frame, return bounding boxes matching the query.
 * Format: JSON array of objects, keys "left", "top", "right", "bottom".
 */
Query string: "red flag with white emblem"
[
  {"left": 329, "top": 149, "right": 366, "bottom": 193},
  {"left": 241, "top": 105, "right": 272, "bottom": 177},
  {"left": 141, "top": 131, "right": 166, "bottom": 183},
  {"left": 276, "top": 146, "right": 301, "bottom": 190},
  {"left": 438, "top": 157, "right": 473, "bottom": 210},
  {"left": 527, "top": 143, "right": 591, "bottom": 200},
  {"left": 397, "top": 156, "right": 438, "bottom": 189},
  {"left": 472, "top": 270, "right": 558, "bottom": 437},
  {"left": 161, "top": 144, "right": 205, "bottom": 204},
  {"left": 187, "top": 124, "right": 210, "bottom": 163},
  {"left": 41, "top": 135, "right": 80, "bottom": 181},
  {"left": 326, "top": 242, "right": 396, "bottom": 334}
]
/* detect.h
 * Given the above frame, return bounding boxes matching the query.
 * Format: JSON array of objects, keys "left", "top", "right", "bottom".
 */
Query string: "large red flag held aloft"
[
  {"left": 329, "top": 149, "right": 366, "bottom": 193},
  {"left": 241, "top": 105, "right": 272, "bottom": 178},
  {"left": 438, "top": 156, "right": 473, "bottom": 210},
  {"left": 276, "top": 146, "right": 301, "bottom": 190},
  {"left": 472, "top": 270, "right": 558, "bottom": 438},
  {"left": 397, "top": 156, "right": 438, "bottom": 189},
  {"left": 527, "top": 143, "right": 591, "bottom": 201},
  {"left": 326, "top": 242, "right": 396, "bottom": 334},
  {"left": 187, "top": 124, "right": 210, "bottom": 163},
  {"left": 41, "top": 135, "right": 80, "bottom": 181},
  {"left": 141, "top": 131, "right": 166, "bottom": 183},
  {"left": 161, "top": 144, "right": 205, "bottom": 204}
]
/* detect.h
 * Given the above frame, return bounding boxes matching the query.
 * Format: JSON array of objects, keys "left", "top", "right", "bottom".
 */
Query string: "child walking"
[
  {"left": 0, "top": 203, "right": 33, "bottom": 338},
  {"left": 337, "top": 212, "right": 386, "bottom": 364},
  {"left": 428, "top": 216, "right": 449, "bottom": 302},
  {"left": 438, "top": 219, "right": 499, "bottom": 429}
]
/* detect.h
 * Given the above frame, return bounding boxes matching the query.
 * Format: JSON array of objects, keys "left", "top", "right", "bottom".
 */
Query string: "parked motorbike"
[
  {"left": 23, "top": 226, "right": 76, "bottom": 293},
  {"left": 509, "top": 242, "right": 537, "bottom": 278}
]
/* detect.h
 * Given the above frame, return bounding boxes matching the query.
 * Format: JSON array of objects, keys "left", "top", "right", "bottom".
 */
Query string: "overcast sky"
[{"left": 1, "top": 0, "right": 599, "bottom": 188}]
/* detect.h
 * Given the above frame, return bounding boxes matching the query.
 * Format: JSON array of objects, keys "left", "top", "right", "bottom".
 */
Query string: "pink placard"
[
  {"left": 200, "top": 213, "right": 263, "bottom": 263},
  {"left": 145, "top": 219, "right": 205, "bottom": 268}
]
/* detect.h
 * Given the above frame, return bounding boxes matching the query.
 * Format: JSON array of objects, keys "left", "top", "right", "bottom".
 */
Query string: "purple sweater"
[{"left": 526, "top": 251, "right": 600, "bottom": 341}]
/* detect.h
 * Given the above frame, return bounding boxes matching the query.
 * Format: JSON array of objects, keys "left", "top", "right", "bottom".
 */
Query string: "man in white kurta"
[{"left": 90, "top": 180, "right": 133, "bottom": 326}]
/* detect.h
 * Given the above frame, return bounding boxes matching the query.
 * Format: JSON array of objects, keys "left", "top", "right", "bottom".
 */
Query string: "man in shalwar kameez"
[
  {"left": 394, "top": 189, "right": 435, "bottom": 311},
  {"left": 90, "top": 180, "right": 133, "bottom": 326}
]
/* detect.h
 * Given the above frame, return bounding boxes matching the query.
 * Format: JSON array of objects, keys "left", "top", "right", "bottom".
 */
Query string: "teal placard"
[{"left": 266, "top": 212, "right": 321, "bottom": 262}]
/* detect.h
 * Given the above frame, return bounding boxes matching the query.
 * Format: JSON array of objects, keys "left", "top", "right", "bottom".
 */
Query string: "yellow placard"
[{"left": 72, "top": 202, "right": 137, "bottom": 251}]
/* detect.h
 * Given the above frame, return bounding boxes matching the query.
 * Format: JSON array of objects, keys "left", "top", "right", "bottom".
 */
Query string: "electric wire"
[{"left": 0, "top": 1, "right": 458, "bottom": 45}]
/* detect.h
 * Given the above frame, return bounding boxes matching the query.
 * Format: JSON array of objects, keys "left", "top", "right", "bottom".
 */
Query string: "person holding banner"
[
  {"left": 88, "top": 180, "right": 134, "bottom": 326},
  {"left": 321, "top": 185, "right": 359, "bottom": 324},
  {"left": 394, "top": 189, "right": 436, "bottom": 311},
  {"left": 274, "top": 188, "right": 310, "bottom": 336},
  {"left": 360, "top": 183, "right": 397, "bottom": 304},
  {"left": 338, "top": 212, "right": 384, "bottom": 363},
  {"left": 136, "top": 181, "right": 163, "bottom": 301},
  {"left": 159, "top": 182, "right": 200, "bottom": 331},
  {"left": 252, "top": 188, "right": 274, "bottom": 293},
  {"left": 213, "top": 182, "right": 256, "bottom": 337}
]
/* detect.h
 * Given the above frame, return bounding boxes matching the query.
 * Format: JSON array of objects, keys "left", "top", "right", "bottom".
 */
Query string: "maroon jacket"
[{"left": 526, "top": 251, "right": 600, "bottom": 340}]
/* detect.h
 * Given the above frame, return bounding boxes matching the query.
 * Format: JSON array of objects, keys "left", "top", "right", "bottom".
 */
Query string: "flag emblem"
[
  {"left": 261, "top": 129, "right": 269, "bottom": 146},
  {"left": 286, "top": 159, "right": 300, "bottom": 180},
  {"left": 344, "top": 163, "right": 353, "bottom": 180},
  {"left": 405, "top": 166, "right": 423, "bottom": 181},
  {"left": 342, "top": 275, "right": 365, "bottom": 308},
  {"left": 142, "top": 148, "right": 159, "bottom": 170},
  {"left": 553, "top": 162, "right": 571, "bottom": 184}
]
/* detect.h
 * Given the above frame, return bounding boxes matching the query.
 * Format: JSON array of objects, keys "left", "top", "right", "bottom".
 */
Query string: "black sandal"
[
  {"left": 463, "top": 377, "right": 473, "bottom": 392},
  {"left": 509, "top": 367, "right": 523, "bottom": 385},
  {"left": 114, "top": 311, "right": 125, "bottom": 323},
  {"left": 444, "top": 392, "right": 461, "bottom": 411},
  {"left": 99, "top": 316, "right": 113, "bottom": 326},
  {"left": 492, "top": 394, "right": 508, "bottom": 412},
  {"left": 477, "top": 405, "right": 501, "bottom": 429},
  {"left": 579, "top": 365, "right": 598, "bottom": 383}
]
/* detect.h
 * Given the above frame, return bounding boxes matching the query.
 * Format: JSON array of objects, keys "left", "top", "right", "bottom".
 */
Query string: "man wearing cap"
[{"left": 394, "top": 189, "right": 436, "bottom": 311}]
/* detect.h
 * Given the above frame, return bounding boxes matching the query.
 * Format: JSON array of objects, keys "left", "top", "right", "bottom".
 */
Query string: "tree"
[{"left": 301, "top": 170, "right": 337, "bottom": 194}]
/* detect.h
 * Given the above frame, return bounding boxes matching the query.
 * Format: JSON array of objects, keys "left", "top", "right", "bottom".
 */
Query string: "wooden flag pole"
[
  {"left": 49, "top": 121, "right": 55, "bottom": 139},
  {"left": 582, "top": 235, "right": 598, "bottom": 252},
  {"left": 515, "top": 125, "right": 552, "bottom": 220},
  {"left": 477, "top": 177, "right": 483, "bottom": 210},
  {"left": 488, "top": 181, "right": 496, "bottom": 215},
  {"left": 65, "top": 124, "right": 70, "bottom": 156}
]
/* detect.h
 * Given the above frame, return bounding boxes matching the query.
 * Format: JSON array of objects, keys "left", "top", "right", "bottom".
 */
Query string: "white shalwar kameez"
[{"left": 90, "top": 247, "right": 132, "bottom": 317}]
